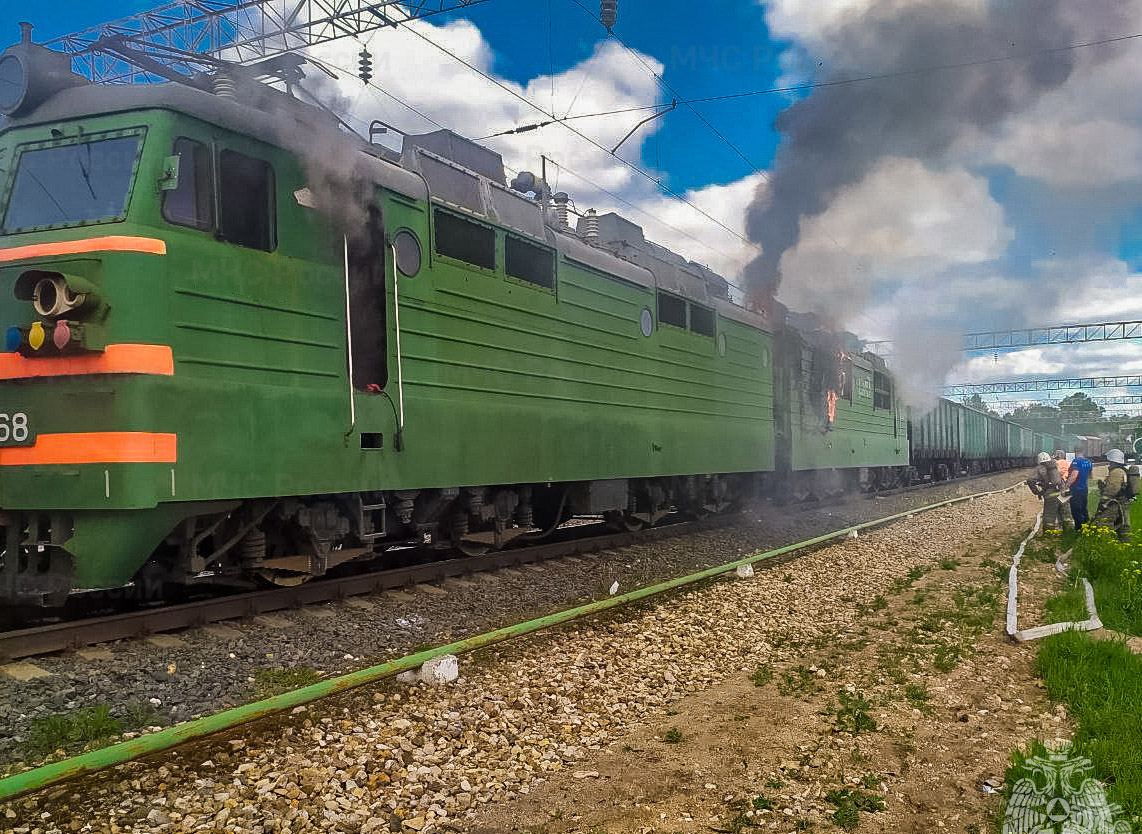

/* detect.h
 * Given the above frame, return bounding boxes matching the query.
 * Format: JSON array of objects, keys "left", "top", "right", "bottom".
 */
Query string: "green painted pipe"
[{"left": 0, "top": 483, "right": 1017, "bottom": 803}]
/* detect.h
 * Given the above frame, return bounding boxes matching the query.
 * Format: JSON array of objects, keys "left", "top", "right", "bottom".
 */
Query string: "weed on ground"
[
  {"left": 250, "top": 665, "right": 322, "bottom": 699},
  {"left": 26, "top": 705, "right": 122, "bottom": 758}
]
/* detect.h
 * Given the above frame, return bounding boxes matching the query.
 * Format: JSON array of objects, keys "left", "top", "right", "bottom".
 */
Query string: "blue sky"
[
  {"left": 1, "top": 0, "right": 787, "bottom": 191},
  {"left": 2, "top": 0, "right": 1141, "bottom": 402}
]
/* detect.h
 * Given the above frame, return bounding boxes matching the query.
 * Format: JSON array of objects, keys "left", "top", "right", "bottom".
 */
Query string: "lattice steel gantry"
[
  {"left": 863, "top": 319, "right": 1142, "bottom": 356},
  {"left": 944, "top": 376, "right": 1142, "bottom": 396},
  {"left": 962, "top": 320, "right": 1142, "bottom": 351},
  {"left": 46, "top": 0, "right": 490, "bottom": 83}
]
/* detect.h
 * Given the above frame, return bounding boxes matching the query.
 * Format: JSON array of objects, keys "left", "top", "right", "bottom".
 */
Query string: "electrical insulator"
[
  {"left": 600, "top": 0, "right": 617, "bottom": 31},
  {"left": 358, "top": 48, "right": 373, "bottom": 84}
]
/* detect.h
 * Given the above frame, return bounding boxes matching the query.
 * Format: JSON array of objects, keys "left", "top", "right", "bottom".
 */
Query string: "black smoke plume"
[{"left": 743, "top": 0, "right": 1129, "bottom": 304}]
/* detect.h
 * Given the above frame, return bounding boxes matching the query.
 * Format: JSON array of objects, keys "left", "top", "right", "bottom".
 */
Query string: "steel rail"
[
  {"left": 0, "top": 481, "right": 1023, "bottom": 803},
  {"left": 0, "top": 519, "right": 720, "bottom": 662}
]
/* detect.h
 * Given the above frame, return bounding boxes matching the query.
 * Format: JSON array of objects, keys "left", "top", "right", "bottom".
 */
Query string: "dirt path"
[{"left": 466, "top": 491, "right": 1070, "bottom": 834}]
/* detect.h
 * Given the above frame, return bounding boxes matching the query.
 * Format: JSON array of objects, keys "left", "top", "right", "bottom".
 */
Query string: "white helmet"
[
  {"left": 1037, "top": 451, "right": 1051, "bottom": 463},
  {"left": 1107, "top": 448, "right": 1125, "bottom": 465}
]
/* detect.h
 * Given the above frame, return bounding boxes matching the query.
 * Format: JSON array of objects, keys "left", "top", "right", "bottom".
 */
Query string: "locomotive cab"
[{"left": 0, "top": 34, "right": 387, "bottom": 603}]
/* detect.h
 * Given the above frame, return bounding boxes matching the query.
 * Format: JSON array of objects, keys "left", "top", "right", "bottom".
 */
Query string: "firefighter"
[
  {"left": 1066, "top": 449, "right": 1093, "bottom": 529},
  {"left": 1094, "top": 448, "right": 1134, "bottom": 541},
  {"left": 1027, "top": 451, "right": 1072, "bottom": 532}
]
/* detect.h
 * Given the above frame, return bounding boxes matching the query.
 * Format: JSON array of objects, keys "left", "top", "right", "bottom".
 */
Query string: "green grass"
[
  {"left": 778, "top": 665, "right": 822, "bottom": 697},
  {"left": 662, "top": 727, "right": 683, "bottom": 743},
  {"left": 27, "top": 705, "right": 123, "bottom": 757},
  {"left": 250, "top": 665, "right": 322, "bottom": 698},
  {"left": 1044, "top": 579, "right": 1089, "bottom": 623},
  {"left": 750, "top": 663, "right": 774, "bottom": 687},
  {"left": 830, "top": 690, "right": 877, "bottom": 735},
  {"left": 1032, "top": 630, "right": 1142, "bottom": 826},
  {"left": 933, "top": 644, "right": 964, "bottom": 672},
  {"left": 1068, "top": 508, "right": 1142, "bottom": 636},
  {"left": 825, "top": 787, "right": 884, "bottom": 830},
  {"left": 904, "top": 683, "right": 931, "bottom": 713}
]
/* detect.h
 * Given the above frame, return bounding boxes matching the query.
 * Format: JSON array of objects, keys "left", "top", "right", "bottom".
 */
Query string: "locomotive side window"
[
  {"left": 689, "top": 304, "right": 715, "bottom": 337},
  {"left": 218, "top": 149, "right": 276, "bottom": 252},
  {"left": 505, "top": 234, "right": 554, "bottom": 289},
  {"left": 873, "top": 370, "right": 892, "bottom": 410},
  {"left": 434, "top": 208, "right": 495, "bottom": 270},
  {"left": 657, "top": 292, "right": 686, "bottom": 328},
  {"left": 162, "top": 138, "right": 214, "bottom": 231}
]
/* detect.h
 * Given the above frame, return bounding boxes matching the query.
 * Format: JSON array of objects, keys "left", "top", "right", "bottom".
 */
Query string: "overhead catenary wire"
[
  {"left": 475, "top": 102, "right": 668, "bottom": 140},
  {"left": 395, "top": 17, "right": 758, "bottom": 251},
  {"left": 677, "top": 30, "right": 1142, "bottom": 108},
  {"left": 564, "top": 0, "right": 764, "bottom": 176},
  {"left": 543, "top": 155, "right": 744, "bottom": 292}
]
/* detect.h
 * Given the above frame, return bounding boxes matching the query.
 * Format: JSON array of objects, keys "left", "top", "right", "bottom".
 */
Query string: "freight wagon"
[{"left": 909, "top": 399, "right": 1044, "bottom": 480}]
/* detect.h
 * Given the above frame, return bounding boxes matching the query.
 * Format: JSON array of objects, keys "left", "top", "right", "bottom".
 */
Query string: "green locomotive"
[{"left": 0, "top": 28, "right": 787, "bottom": 604}]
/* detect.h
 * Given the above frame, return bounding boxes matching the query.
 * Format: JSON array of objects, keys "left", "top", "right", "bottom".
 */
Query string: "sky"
[{"left": 2, "top": 0, "right": 1141, "bottom": 414}]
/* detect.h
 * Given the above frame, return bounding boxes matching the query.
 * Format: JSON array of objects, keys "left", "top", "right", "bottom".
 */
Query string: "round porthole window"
[
  {"left": 717, "top": 333, "right": 727, "bottom": 356},
  {"left": 639, "top": 308, "right": 653, "bottom": 337},
  {"left": 393, "top": 229, "right": 422, "bottom": 277}
]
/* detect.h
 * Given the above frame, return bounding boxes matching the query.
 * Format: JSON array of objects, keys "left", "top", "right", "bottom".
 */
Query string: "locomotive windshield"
[{"left": 2, "top": 129, "right": 144, "bottom": 233}]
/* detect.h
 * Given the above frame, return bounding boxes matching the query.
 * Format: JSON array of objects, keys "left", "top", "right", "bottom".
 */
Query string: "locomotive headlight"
[
  {"left": 32, "top": 274, "right": 86, "bottom": 318},
  {"left": 27, "top": 321, "right": 45, "bottom": 351}
]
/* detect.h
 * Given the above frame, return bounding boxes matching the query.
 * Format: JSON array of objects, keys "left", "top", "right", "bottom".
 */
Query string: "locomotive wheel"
[
  {"left": 257, "top": 569, "right": 311, "bottom": 587},
  {"left": 454, "top": 538, "right": 491, "bottom": 558},
  {"left": 604, "top": 510, "right": 645, "bottom": 532},
  {"left": 450, "top": 517, "right": 523, "bottom": 557},
  {"left": 257, "top": 522, "right": 317, "bottom": 586}
]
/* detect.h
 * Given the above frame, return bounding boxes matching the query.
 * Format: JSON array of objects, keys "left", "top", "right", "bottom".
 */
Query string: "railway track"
[
  {"left": 0, "top": 467, "right": 1033, "bottom": 662},
  {"left": 0, "top": 516, "right": 733, "bottom": 662}
]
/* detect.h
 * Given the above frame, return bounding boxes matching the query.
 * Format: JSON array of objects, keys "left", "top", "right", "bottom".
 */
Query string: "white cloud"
[
  {"left": 949, "top": 342, "right": 1142, "bottom": 386},
  {"left": 981, "top": 28, "right": 1142, "bottom": 187},
  {"left": 776, "top": 156, "right": 1012, "bottom": 320},
  {"left": 307, "top": 21, "right": 666, "bottom": 196},
  {"left": 763, "top": 0, "right": 987, "bottom": 46},
  {"left": 626, "top": 174, "right": 767, "bottom": 283},
  {"left": 1041, "top": 259, "right": 1142, "bottom": 322}
]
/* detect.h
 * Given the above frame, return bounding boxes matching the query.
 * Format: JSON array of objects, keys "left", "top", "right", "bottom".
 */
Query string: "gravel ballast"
[
  {"left": 0, "top": 473, "right": 1025, "bottom": 773},
  {"left": 1, "top": 484, "right": 1037, "bottom": 832}
]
